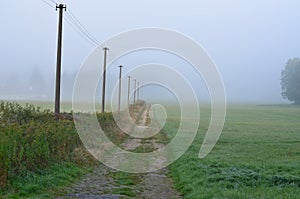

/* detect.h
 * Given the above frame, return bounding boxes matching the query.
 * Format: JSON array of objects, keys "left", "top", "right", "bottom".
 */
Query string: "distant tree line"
[{"left": 0, "top": 67, "right": 76, "bottom": 101}]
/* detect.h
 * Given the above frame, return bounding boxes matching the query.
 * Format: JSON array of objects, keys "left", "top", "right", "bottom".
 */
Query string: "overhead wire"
[
  {"left": 64, "top": 12, "right": 99, "bottom": 46},
  {"left": 39, "top": 0, "right": 100, "bottom": 47},
  {"left": 67, "top": 9, "right": 100, "bottom": 44},
  {"left": 64, "top": 16, "right": 99, "bottom": 47},
  {"left": 48, "top": 0, "right": 58, "bottom": 5},
  {"left": 39, "top": 0, "right": 55, "bottom": 8}
]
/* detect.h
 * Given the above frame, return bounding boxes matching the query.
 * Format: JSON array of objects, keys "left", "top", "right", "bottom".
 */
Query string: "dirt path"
[{"left": 58, "top": 104, "right": 181, "bottom": 199}]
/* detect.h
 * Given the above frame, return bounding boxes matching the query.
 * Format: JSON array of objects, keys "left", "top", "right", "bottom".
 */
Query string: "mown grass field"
[{"left": 168, "top": 104, "right": 300, "bottom": 198}]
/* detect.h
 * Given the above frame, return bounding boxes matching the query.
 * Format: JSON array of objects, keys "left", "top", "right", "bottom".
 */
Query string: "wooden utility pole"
[
  {"left": 118, "top": 65, "right": 123, "bottom": 112},
  {"left": 127, "top": 76, "right": 131, "bottom": 105},
  {"left": 137, "top": 81, "right": 140, "bottom": 101},
  {"left": 55, "top": 4, "right": 66, "bottom": 120},
  {"left": 134, "top": 79, "right": 137, "bottom": 104},
  {"left": 101, "top": 47, "right": 109, "bottom": 113}
]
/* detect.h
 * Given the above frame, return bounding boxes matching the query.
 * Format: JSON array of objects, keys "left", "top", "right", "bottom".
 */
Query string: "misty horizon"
[{"left": 1, "top": 1, "right": 300, "bottom": 104}]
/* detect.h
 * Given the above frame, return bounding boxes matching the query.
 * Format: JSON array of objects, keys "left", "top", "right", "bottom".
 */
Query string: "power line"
[
  {"left": 49, "top": 0, "right": 58, "bottom": 4},
  {"left": 67, "top": 9, "right": 100, "bottom": 44},
  {"left": 64, "top": 13, "right": 99, "bottom": 46},
  {"left": 39, "top": 0, "right": 100, "bottom": 47},
  {"left": 49, "top": 0, "right": 63, "bottom": 5},
  {"left": 64, "top": 16, "right": 98, "bottom": 47},
  {"left": 64, "top": 14, "right": 99, "bottom": 46},
  {"left": 39, "top": 0, "right": 55, "bottom": 8}
]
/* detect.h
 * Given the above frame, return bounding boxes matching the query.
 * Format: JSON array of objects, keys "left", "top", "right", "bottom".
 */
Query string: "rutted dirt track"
[{"left": 58, "top": 104, "right": 181, "bottom": 199}]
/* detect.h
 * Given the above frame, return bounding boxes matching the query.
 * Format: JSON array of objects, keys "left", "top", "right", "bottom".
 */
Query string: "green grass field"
[
  {"left": 1, "top": 101, "right": 299, "bottom": 198},
  {"left": 168, "top": 104, "right": 300, "bottom": 198}
]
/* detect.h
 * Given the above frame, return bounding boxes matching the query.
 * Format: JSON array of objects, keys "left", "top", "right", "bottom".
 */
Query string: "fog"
[{"left": 1, "top": 0, "right": 300, "bottom": 104}]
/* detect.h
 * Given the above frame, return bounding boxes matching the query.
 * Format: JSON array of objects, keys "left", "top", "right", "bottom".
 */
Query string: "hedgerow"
[{"left": 0, "top": 101, "right": 96, "bottom": 189}]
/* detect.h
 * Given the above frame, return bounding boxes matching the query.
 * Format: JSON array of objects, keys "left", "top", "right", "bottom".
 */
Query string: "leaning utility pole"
[
  {"left": 118, "top": 65, "right": 123, "bottom": 112},
  {"left": 134, "top": 79, "right": 137, "bottom": 104},
  {"left": 127, "top": 76, "right": 131, "bottom": 105},
  {"left": 101, "top": 47, "right": 109, "bottom": 113},
  {"left": 54, "top": 4, "right": 66, "bottom": 120}
]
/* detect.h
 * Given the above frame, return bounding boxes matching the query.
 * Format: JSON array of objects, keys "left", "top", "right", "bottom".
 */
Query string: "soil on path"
[{"left": 58, "top": 103, "right": 181, "bottom": 199}]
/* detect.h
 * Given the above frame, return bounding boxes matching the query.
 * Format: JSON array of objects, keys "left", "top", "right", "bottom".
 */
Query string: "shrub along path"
[{"left": 58, "top": 103, "right": 181, "bottom": 199}]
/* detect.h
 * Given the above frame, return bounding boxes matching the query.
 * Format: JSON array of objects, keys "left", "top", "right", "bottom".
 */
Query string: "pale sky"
[{"left": 1, "top": 0, "right": 300, "bottom": 103}]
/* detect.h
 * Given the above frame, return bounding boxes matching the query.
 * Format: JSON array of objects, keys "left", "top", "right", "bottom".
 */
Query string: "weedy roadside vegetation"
[{"left": 0, "top": 101, "right": 118, "bottom": 198}]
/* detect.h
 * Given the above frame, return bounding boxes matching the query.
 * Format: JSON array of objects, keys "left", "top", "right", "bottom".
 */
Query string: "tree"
[{"left": 281, "top": 58, "right": 300, "bottom": 104}]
